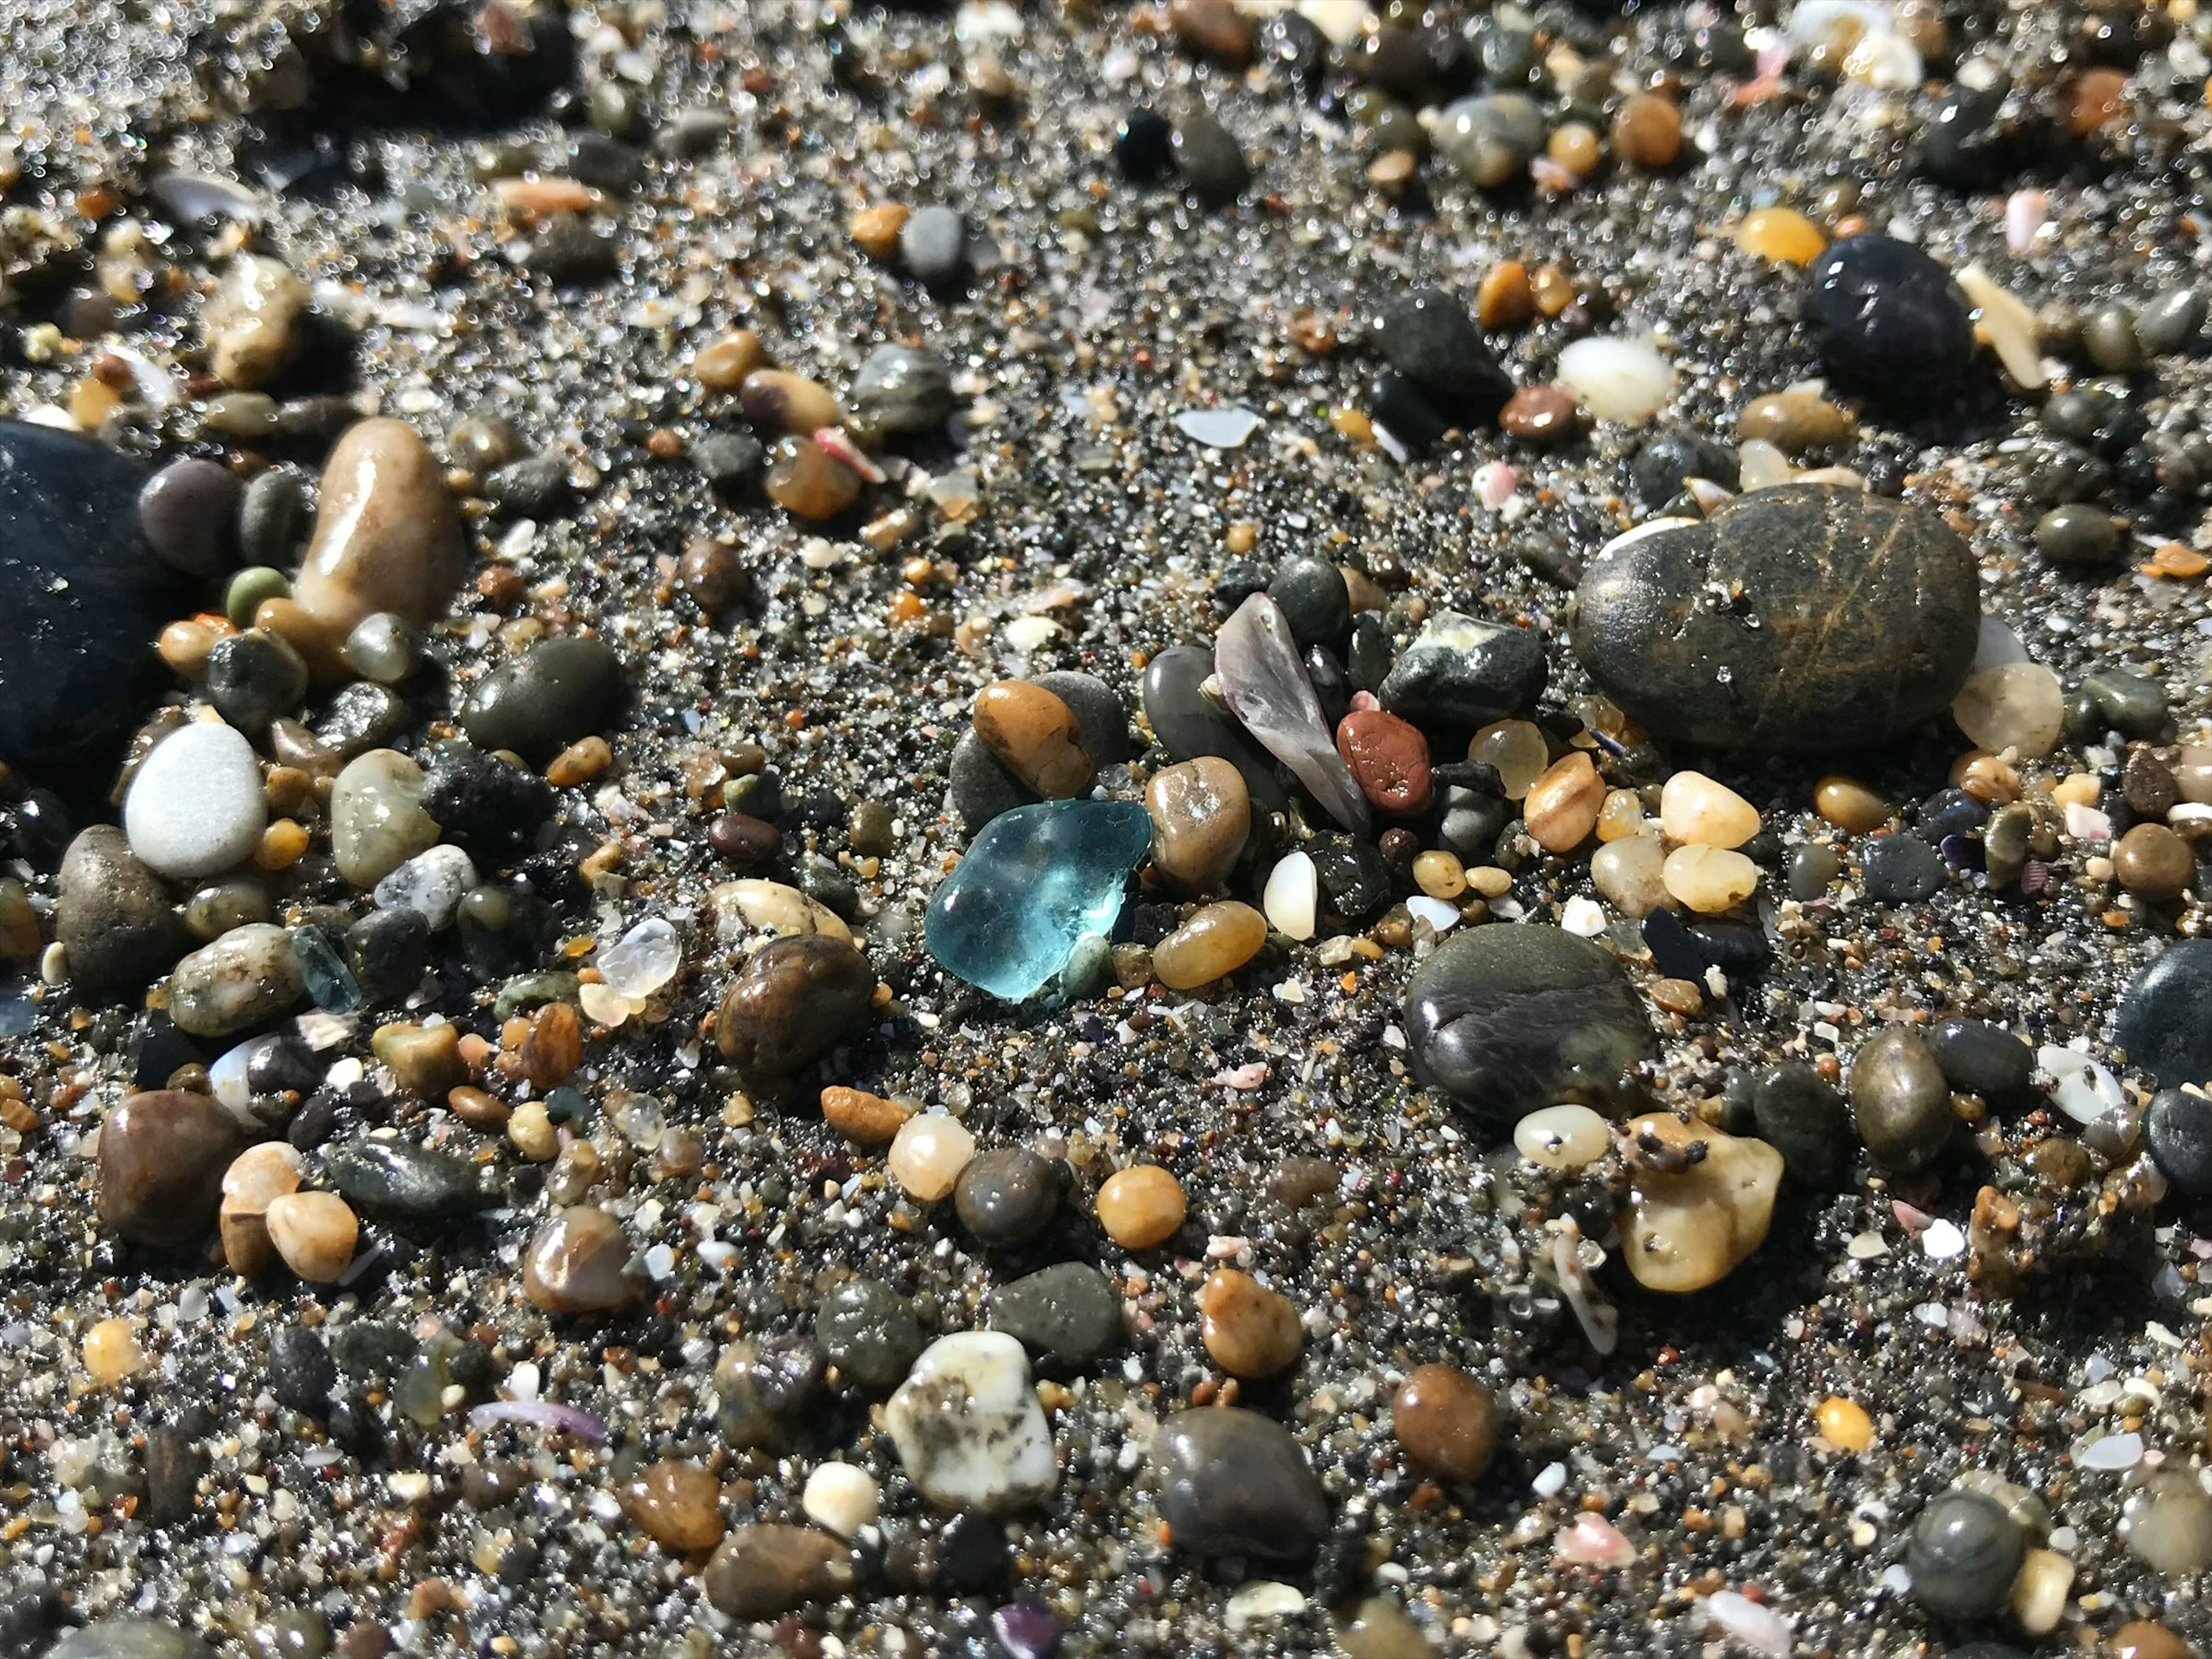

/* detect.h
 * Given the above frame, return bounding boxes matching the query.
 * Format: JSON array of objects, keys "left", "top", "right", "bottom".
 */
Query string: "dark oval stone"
[
  {"left": 1377, "top": 611, "right": 1548, "bottom": 732},
  {"left": 56, "top": 827, "right": 183, "bottom": 994},
  {"left": 1850, "top": 1029, "right": 1952, "bottom": 1172},
  {"left": 1929, "top": 1018, "right": 2035, "bottom": 1104},
  {"left": 1116, "top": 109, "right": 1176, "bottom": 181},
  {"left": 989, "top": 1262, "right": 1122, "bottom": 1372},
  {"left": 714, "top": 935, "right": 876, "bottom": 1078},
  {"left": 204, "top": 627, "right": 308, "bottom": 733},
  {"left": 1171, "top": 112, "right": 1249, "bottom": 208},
  {"left": 323, "top": 1138, "right": 484, "bottom": 1227},
  {"left": 953, "top": 1147, "right": 1059, "bottom": 1245},
  {"left": 1369, "top": 289, "right": 1514, "bottom": 425},
  {"left": 1752, "top": 1062, "right": 1852, "bottom": 1186},
  {"left": 1906, "top": 1490, "right": 2024, "bottom": 1620},
  {"left": 97, "top": 1090, "right": 249, "bottom": 1248},
  {"left": 138, "top": 457, "right": 241, "bottom": 579},
  {"left": 1153, "top": 1407, "right": 1328, "bottom": 1560},
  {"left": 1403, "top": 925, "right": 1654, "bottom": 1123},
  {"left": 817, "top": 1278, "right": 925, "bottom": 1389},
  {"left": 2146, "top": 1088, "right": 2212, "bottom": 1196},
  {"left": 1570, "top": 484, "right": 1979, "bottom": 753},
  {"left": 1630, "top": 430, "right": 1739, "bottom": 509},
  {"left": 2116, "top": 940, "right": 2212, "bottom": 1090},
  {"left": 1141, "top": 644, "right": 1288, "bottom": 810},
  {"left": 1861, "top": 833, "right": 1946, "bottom": 903},
  {"left": 0, "top": 423, "right": 188, "bottom": 768},
  {"left": 460, "top": 637, "right": 623, "bottom": 764},
  {"left": 1803, "top": 234, "right": 1976, "bottom": 395},
  {"left": 343, "top": 907, "right": 432, "bottom": 1009},
  {"left": 1267, "top": 556, "right": 1351, "bottom": 654},
  {"left": 1785, "top": 843, "right": 1843, "bottom": 900},
  {"left": 268, "top": 1322, "right": 339, "bottom": 1418}
]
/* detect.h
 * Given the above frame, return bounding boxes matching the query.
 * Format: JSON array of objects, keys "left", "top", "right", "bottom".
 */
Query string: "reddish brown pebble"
[
  {"left": 679, "top": 539, "right": 748, "bottom": 612},
  {"left": 709, "top": 812, "right": 782, "bottom": 862},
  {"left": 1477, "top": 260, "right": 1535, "bottom": 331},
  {"left": 1611, "top": 94, "right": 1683, "bottom": 169},
  {"left": 2112, "top": 1622, "right": 2196, "bottom": 1659},
  {"left": 624, "top": 1457, "right": 726, "bottom": 1554},
  {"left": 1198, "top": 1267, "right": 1303, "bottom": 1378},
  {"left": 1499, "top": 385, "right": 1581, "bottom": 444},
  {"left": 97, "top": 1090, "right": 249, "bottom": 1248},
  {"left": 764, "top": 438, "right": 861, "bottom": 521},
  {"left": 519, "top": 999, "right": 584, "bottom": 1088},
  {"left": 1392, "top": 1362, "right": 1502, "bottom": 1483},
  {"left": 1335, "top": 709, "right": 1433, "bottom": 816},
  {"left": 1167, "top": 0, "right": 1253, "bottom": 63}
]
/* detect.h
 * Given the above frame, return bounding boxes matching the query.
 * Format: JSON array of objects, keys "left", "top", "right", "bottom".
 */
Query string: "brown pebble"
[
  {"left": 1740, "top": 387, "right": 1855, "bottom": 455},
  {"left": 2111, "top": 1620, "right": 2197, "bottom": 1659},
  {"left": 2124, "top": 745, "right": 2180, "bottom": 819},
  {"left": 695, "top": 331, "right": 767, "bottom": 390},
  {"left": 374, "top": 1020, "right": 469, "bottom": 1098},
  {"left": 1335, "top": 709, "right": 1434, "bottom": 815},
  {"left": 820, "top": 1085, "right": 911, "bottom": 1145},
  {"left": 519, "top": 1001, "right": 584, "bottom": 1088},
  {"left": 2070, "top": 67, "right": 2128, "bottom": 136},
  {"left": 1611, "top": 94, "right": 1682, "bottom": 169},
  {"left": 264, "top": 1191, "right": 359, "bottom": 1283},
  {"left": 2115, "top": 822, "right": 2194, "bottom": 900},
  {"left": 546, "top": 736, "right": 611, "bottom": 787},
  {"left": 1096, "top": 1164, "right": 1185, "bottom": 1249},
  {"left": 522, "top": 1205, "right": 638, "bottom": 1313},
  {"left": 715, "top": 934, "right": 877, "bottom": 1078},
  {"left": 739, "top": 370, "right": 840, "bottom": 437},
  {"left": 291, "top": 418, "right": 466, "bottom": 645},
  {"left": 1814, "top": 775, "right": 1891, "bottom": 833},
  {"left": 448, "top": 1086, "right": 510, "bottom": 1129},
  {"left": 624, "top": 1457, "right": 726, "bottom": 1554},
  {"left": 158, "top": 619, "right": 222, "bottom": 680},
  {"left": 1198, "top": 1267, "right": 1302, "bottom": 1378},
  {"left": 1147, "top": 756, "right": 1252, "bottom": 894},
  {"left": 679, "top": 539, "right": 748, "bottom": 612},
  {"left": 1152, "top": 900, "right": 1268, "bottom": 990},
  {"left": 702, "top": 1524, "right": 852, "bottom": 1619},
  {"left": 1391, "top": 1362, "right": 1502, "bottom": 1483},
  {"left": 1167, "top": 0, "right": 1253, "bottom": 63},
  {"left": 709, "top": 812, "right": 782, "bottom": 862},
  {"left": 1476, "top": 260, "right": 1534, "bottom": 331},
  {"left": 1498, "top": 384, "right": 1581, "bottom": 444},
  {"left": 764, "top": 437, "right": 861, "bottom": 520},
  {"left": 974, "top": 680, "right": 1093, "bottom": 798},
  {"left": 97, "top": 1090, "right": 249, "bottom": 1248},
  {"left": 850, "top": 203, "right": 910, "bottom": 260}
]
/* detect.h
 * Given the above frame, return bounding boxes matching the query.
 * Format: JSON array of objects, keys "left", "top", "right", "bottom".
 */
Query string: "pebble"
[
  {"left": 1336, "top": 709, "right": 1432, "bottom": 815},
  {"left": 2145, "top": 1088, "right": 2212, "bottom": 1196},
  {"left": 1142, "top": 643, "right": 1289, "bottom": 811},
  {"left": 925, "top": 800, "right": 1153, "bottom": 999},
  {"left": 1736, "top": 207, "right": 1828, "bottom": 267},
  {"left": 2129, "top": 1479, "right": 2212, "bottom": 1577},
  {"left": 818, "top": 1279, "right": 926, "bottom": 1388},
  {"left": 1215, "top": 594, "right": 1369, "bottom": 834},
  {"left": 1198, "top": 1267, "right": 1302, "bottom": 1378},
  {"left": 1032, "top": 670, "right": 1132, "bottom": 764},
  {"left": 292, "top": 419, "right": 465, "bottom": 644},
  {"left": 1146, "top": 757, "right": 1251, "bottom": 893},
  {"left": 887, "top": 1112, "right": 976, "bottom": 1200},
  {"left": 1391, "top": 1363, "right": 1501, "bottom": 1482},
  {"left": 819, "top": 1085, "right": 910, "bottom": 1145},
  {"left": 974, "top": 680, "right": 1092, "bottom": 798},
  {"left": 341, "top": 613, "right": 420, "bottom": 684},
  {"left": 701, "top": 1525, "right": 851, "bottom": 1619},
  {"left": 2114, "top": 823, "right": 2194, "bottom": 899},
  {"left": 1751, "top": 1063, "right": 1853, "bottom": 1185},
  {"left": 1658, "top": 771, "right": 1760, "bottom": 849},
  {"left": 953, "top": 1146, "right": 1058, "bottom": 1243},
  {"left": 1556, "top": 336, "right": 1676, "bottom": 424},
  {"left": 1498, "top": 384, "right": 1580, "bottom": 442},
  {"left": 168, "top": 923, "right": 307, "bottom": 1037},
  {"left": 1814, "top": 775, "right": 1890, "bottom": 831},
  {"left": 1153, "top": 900, "right": 1268, "bottom": 989},
  {"left": 56, "top": 827, "right": 183, "bottom": 991},
  {"left": 2115, "top": 940, "right": 2212, "bottom": 1089},
  {"left": 206, "top": 252, "right": 307, "bottom": 387},
  {"left": 48, "top": 1622, "right": 215, "bottom": 1659},
  {"left": 1370, "top": 289, "right": 1514, "bottom": 425},
  {"left": 851, "top": 343, "right": 955, "bottom": 434},
  {"left": 1661, "top": 846, "right": 1759, "bottom": 913},
  {"left": 1433, "top": 93, "right": 1544, "bottom": 190},
  {"left": 1850, "top": 1029, "right": 1953, "bottom": 1172},
  {"left": 1524, "top": 753, "right": 1605, "bottom": 853},
  {"left": 372, "top": 844, "right": 478, "bottom": 930},
  {"left": 1513, "top": 1104, "right": 1611, "bottom": 1169},
  {"left": 1153, "top": 1407, "right": 1329, "bottom": 1559},
  {"left": 2036, "top": 503, "right": 2121, "bottom": 566},
  {"left": 323, "top": 1138, "right": 482, "bottom": 1228},
  {"left": 801, "top": 1463, "right": 880, "bottom": 1539},
  {"left": 623, "top": 1457, "right": 724, "bottom": 1554},
  {"left": 461, "top": 637, "right": 622, "bottom": 764},
  {"left": 990, "top": 1262, "right": 1123, "bottom": 1371},
  {"left": 220, "top": 1141, "right": 302, "bottom": 1275},
  {"left": 1952, "top": 661, "right": 2065, "bottom": 759},
  {"left": 1267, "top": 556, "right": 1351, "bottom": 653},
  {"left": 97, "top": 1089, "right": 248, "bottom": 1247},
  {"left": 264, "top": 1191, "right": 358, "bottom": 1282},
  {"left": 2112, "top": 1624, "right": 2198, "bottom": 1659},
  {"left": 138, "top": 458, "right": 240, "bottom": 579},
  {"left": 1590, "top": 833, "right": 1669, "bottom": 918},
  {"left": 330, "top": 749, "right": 441, "bottom": 888},
  {"left": 1908, "top": 1490, "right": 2025, "bottom": 1619},
  {"left": 1403, "top": 926, "right": 1653, "bottom": 1122},
  {"left": 1574, "top": 485, "right": 1979, "bottom": 751},
  {"left": 522, "top": 1205, "right": 637, "bottom": 1313},
  {"left": 1096, "top": 1164, "right": 1185, "bottom": 1249},
  {"left": 1862, "top": 833, "right": 1946, "bottom": 902},
  {"left": 1927, "top": 1018, "right": 2035, "bottom": 1103},
  {"left": 371, "top": 1021, "right": 466, "bottom": 1097},
  {"left": 1803, "top": 234, "right": 1975, "bottom": 394},
  {"left": 715, "top": 934, "right": 875, "bottom": 1078},
  {"left": 886, "top": 1332, "right": 1055, "bottom": 1513},
  {"left": 899, "top": 204, "right": 968, "bottom": 289},
  {"left": 124, "top": 721, "right": 268, "bottom": 881},
  {"left": 1619, "top": 1114, "right": 1783, "bottom": 1292},
  {"left": 1377, "top": 611, "right": 1548, "bottom": 730},
  {"left": 1171, "top": 111, "right": 1250, "bottom": 207}
]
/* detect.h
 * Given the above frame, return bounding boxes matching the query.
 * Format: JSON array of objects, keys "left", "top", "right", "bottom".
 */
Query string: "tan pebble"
[
  {"left": 1814, "top": 775, "right": 1890, "bottom": 832},
  {"left": 820, "top": 1085, "right": 910, "bottom": 1145},
  {"left": 2175, "top": 744, "right": 2212, "bottom": 806},
  {"left": 1338, "top": 1596, "right": 1440, "bottom": 1659},
  {"left": 219, "top": 1141, "right": 304, "bottom": 1276},
  {"left": 1814, "top": 1395, "right": 1873, "bottom": 1451},
  {"left": 694, "top": 330, "right": 767, "bottom": 390},
  {"left": 1513, "top": 1104, "right": 1611, "bottom": 1170},
  {"left": 974, "top": 680, "right": 1092, "bottom": 798},
  {"left": 2051, "top": 772, "right": 2100, "bottom": 808},
  {"left": 1476, "top": 260, "right": 1534, "bottom": 331},
  {"left": 518, "top": 1001, "right": 584, "bottom": 1089},
  {"left": 1733, "top": 208, "right": 1829, "bottom": 268},
  {"left": 1146, "top": 757, "right": 1251, "bottom": 894},
  {"left": 1651, "top": 977, "right": 1705, "bottom": 1016},
  {"left": 887, "top": 1114, "right": 975, "bottom": 1201},
  {"left": 448, "top": 1085, "right": 509, "bottom": 1129},
  {"left": 624, "top": 1457, "right": 726, "bottom": 1554},
  {"left": 1740, "top": 384, "right": 1853, "bottom": 452},
  {"left": 1465, "top": 865, "right": 1513, "bottom": 899},
  {"left": 508, "top": 1099, "right": 558, "bottom": 1161},
  {"left": 764, "top": 437, "right": 860, "bottom": 521},
  {"left": 1955, "top": 751, "right": 2022, "bottom": 805},
  {"left": 1391, "top": 1362, "right": 1501, "bottom": 1483},
  {"left": 2115, "top": 823, "right": 2194, "bottom": 899},
  {"left": 1619, "top": 1114, "right": 1782, "bottom": 1292},
  {"left": 2010, "top": 1546, "right": 2073, "bottom": 1636},
  {"left": 158, "top": 619, "right": 221, "bottom": 680},
  {"left": 1167, "top": 0, "right": 1253, "bottom": 63},
  {"left": 1198, "top": 1267, "right": 1302, "bottom": 1378},
  {"left": 206, "top": 252, "right": 308, "bottom": 389},
  {"left": 522, "top": 1205, "right": 637, "bottom": 1313},
  {"left": 546, "top": 736, "right": 612, "bottom": 787},
  {"left": 1153, "top": 900, "right": 1268, "bottom": 990},
  {"left": 1594, "top": 788, "right": 1648, "bottom": 843},
  {"left": 1591, "top": 833, "right": 1669, "bottom": 918},
  {"left": 1611, "top": 93, "right": 1681, "bottom": 168},
  {"left": 1658, "top": 771, "right": 1759, "bottom": 849},
  {"left": 739, "top": 370, "right": 840, "bottom": 437},
  {"left": 1468, "top": 719, "right": 1548, "bottom": 799},
  {"left": 1524, "top": 752, "right": 1605, "bottom": 853},
  {"left": 1412, "top": 851, "right": 1466, "bottom": 899},
  {"left": 1096, "top": 1164, "right": 1184, "bottom": 1249},
  {"left": 82, "top": 1318, "right": 147, "bottom": 1387},
  {"left": 850, "top": 203, "right": 911, "bottom": 260},
  {"left": 2111, "top": 1620, "right": 2198, "bottom": 1659},
  {"left": 292, "top": 419, "right": 466, "bottom": 643},
  {"left": 1661, "top": 845, "right": 1758, "bottom": 914},
  {"left": 264, "top": 1191, "right": 358, "bottom": 1283},
  {"left": 373, "top": 1021, "right": 468, "bottom": 1097},
  {"left": 492, "top": 176, "right": 597, "bottom": 216}
]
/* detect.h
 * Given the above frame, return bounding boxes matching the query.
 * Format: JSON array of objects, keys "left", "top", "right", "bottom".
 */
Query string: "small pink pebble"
[
  {"left": 1554, "top": 1512, "right": 1636, "bottom": 1569},
  {"left": 1475, "top": 461, "right": 1517, "bottom": 509},
  {"left": 811, "top": 427, "right": 885, "bottom": 484}
]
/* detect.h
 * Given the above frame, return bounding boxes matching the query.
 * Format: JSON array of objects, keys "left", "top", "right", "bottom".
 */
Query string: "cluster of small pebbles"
[{"left": 10, "top": 0, "right": 2212, "bottom": 1655}]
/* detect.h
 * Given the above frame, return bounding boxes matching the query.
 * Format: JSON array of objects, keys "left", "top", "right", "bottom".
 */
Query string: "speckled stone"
[
  {"left": 702, "top": 1525, "right": 851, "bottom": 1619},
  {"left": 1403, "top": 926, "right": 1654, "bottom": 1123},
  {"left": 817, "top": 1278, "right": 926, "bottom": 1389},
  {"left": 1571, "top": 485, "right": 1979, "bottom": 752},
  {"left": 168, "top": 923, "right": 308, "bottom": 1037},
  {"left": 56, "top": 826, "right": 184, "bottom": 993},
  {"left": 1153, "top": 1408, "right": 1329, "bottom": 1559},
  {"left": 988, "top": 1262, "right": 1123, "bottom": 1372}
]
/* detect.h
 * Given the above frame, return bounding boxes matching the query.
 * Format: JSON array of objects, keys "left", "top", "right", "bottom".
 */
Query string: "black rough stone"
[
  {"left": 1369, "top": 289, "right": 1514, "bottom": 425},
  {"left": 1752, "top": 1062, "right": 1853, "bottom": 1185},
  {"left": 2116, "top": 940, "right": 2212, "bottom": 1090},
  {"left": 1376, "top": 613, "right": 1548, "bottom": 732},
  {"left": 1802, "top": 234, "right": 1976, "bottom": 396},
  {"left": 817, "top": 1278, "right": 926, "bottom": 1390},
  {"left": 1366, "top": 372, "right": 1453, "bottom": 453},
  {"left": 989, "top": 1262, "right": 1123, "bottom": 1371},
  {"left": 1862, "top": 834, "right": 1946, "bottom": 903},
  {"left": 268, "top": 1323, "right": 339, "bottom": 1417},
  {"left": 1312, "top": 835, "right": 1393, "bottom": 919},
  {"left": 937, "top": 1510, "right": 1010, "bottom": 1592},
  {"left": 419, "top": 740, "right": 557, "bottom": 854},
  {"left": 1403, "top": 925, "right": 1654, "bottom": 1123}
]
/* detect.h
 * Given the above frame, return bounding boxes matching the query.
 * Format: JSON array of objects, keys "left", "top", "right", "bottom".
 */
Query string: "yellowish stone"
[
  {"left": 1591, "top": 834, "right": 1669, "bottom": 918},
  {"left": 888, "top": 1114, "right": 975, "bottom": 1202},
  {"left": 1467, "top": 720, "right": 1548, "bottom": 799},
  {"left": 1661, "top": 845, "right": 1758, "bottom": 914},
  {"left": 1619, "top": 1115, "right": 1782, "bottom": 1293},
  {"left": 1524, "top": 753, "right": 1604, "bottom": 853},
  {"left": 1153, "top": 900, "right": 1268, "bottom": 990},
  {"left": 1658, "top": 771, "right": 1760, "bottom": 849}
]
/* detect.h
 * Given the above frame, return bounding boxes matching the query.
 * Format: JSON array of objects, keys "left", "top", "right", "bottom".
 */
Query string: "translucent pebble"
[
  {"left": 888, "top": 1114, "right": 976, "bottom": 1202},
  {"left": 1262, "top": 851, "right": 1318, "bottom": 941},
  {"left": 599, "top": 916, "right": 682, "bottom": 998},
  {"left": 1659, "top": 771, "right": 1760, "bottom": 849},
  {"left": 1175, "top": 406, "right": 1262, "bottom": 449},
  {"left": 1591, "top": 834, "right": 1669, "bottom": 918},
  {"left": 1468, "top": 719, "right": 1547, "bottom": 799},
  {"left": 1556, "top": 336, "right": 1676, "bottom": 425},
  {"left": 1661, "top": 845, "right": 1759, "bottom": 914},
  {"left": 1952, "top": 661, "right": 2065, "bottom": 759},
  {"left": 1513, "top": 1104, "right": 1609, "bottom": 1169},
  {"left": 1737, "top": 438, "right": 1793, "bottom": 492}
]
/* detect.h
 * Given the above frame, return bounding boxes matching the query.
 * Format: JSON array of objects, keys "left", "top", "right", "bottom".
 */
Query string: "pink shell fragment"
[{"left": 1554, "top": 1512, "right": 1636, "bottom": 1568}]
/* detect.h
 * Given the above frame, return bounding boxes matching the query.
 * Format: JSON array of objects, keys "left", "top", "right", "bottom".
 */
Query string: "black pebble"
[
  {"left": 1268, "top": 556, "right": 1351, "bottom": 654},
  {"left": 954, "top": 1148, "right": 1060, "bottom": 1245},
  {"left": 461, "top": 637, "right": 623, "bottom": 764},
  {"left": 990, "top": 1262, "right": 1123, "bottom": 1372},
  {"left": 1172, "top": 112, "right": 1249, "bottom": 208},
  {"left": 1906, "top": 1490, "right": 2024, "bottom": 1620},
  {"left": 1752, "top": 1062, "right": 1852, "bottom": 1185},
  {"left": 2115, "top": 940, "right": 2212, "bottom": 1089},
  {"left": 138, "top": 458, "right": 241, "bottom": 579},
  {"left": 1803, "top": 234, "right": 1975, "bottom": 396},
  {"left": 1929, "top": 1018, "right": 2035, "bottom": 1104},
  {"left": 1862, "top": 834, "right": 1946, "bottom": 903},
  {"left": 1116, "top": 110, "right": 1175, "bottom": 181},
  {"left": 1630, "top": 430, "right": 1738, "bottom": 508},
  {"left": 420, "top": 740, "right": 558, "bottom": 853},
  {"left": 268, "top": 1323, "right": 339, "bottom": 1417},
  {"left": 937, "top": 1511, "right": 1010, "bottom": 1591},
  {"left": 2146, "top": 1088, "right": 2212, "bottom": 1196},
  {"left": 344, "top": 908, "right": 431, "bottom": 1008},
  {"left": 1785, "top": 843, "right": 1842, "bottom": 900},
  {"left": 1370, "top": 288, "right": 1514, "bottom": 425}
]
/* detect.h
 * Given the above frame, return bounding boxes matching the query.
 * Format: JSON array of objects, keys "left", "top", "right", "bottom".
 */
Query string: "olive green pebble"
[
  {"left": 2082, "top": 304, "right": 2143, "bottom": 373},
  {"left": 225, "top": 566, "right": 290, "bottom": 628},
  {"left": 850, "top": 800, "right": 896, "bottom": 856},
  {"left": 1850, "top": 1028, "right": 1953, "bottom": 1172},
  {"left": 2035, "top": 503, "right": 2122, "bottom": 566}
]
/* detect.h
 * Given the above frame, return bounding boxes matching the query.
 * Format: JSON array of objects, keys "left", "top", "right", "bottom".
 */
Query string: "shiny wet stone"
[
  {"left": 1141, "top": 643, "right": 1288, "bottom": 811},
  {"left": 1907, "top": 1490, "right": 2024, "bottom": 1620},
  {"left": 1803, "top": 234, "right": 1976, "bottom": 396},
  {"left": 2116, "top": 940, "right": 2212, "bottom": 1090},
  {"left": 323, "top": 1139, "right": 483, "bottom": 1228},
  {"left": 1153, "top": 1407, "right": 1329, "bottom": 1559}
]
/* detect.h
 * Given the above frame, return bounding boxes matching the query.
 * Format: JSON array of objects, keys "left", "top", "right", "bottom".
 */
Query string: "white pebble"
[
  {"left": 1513, "top": 1105, "right": 1610, "bottom": 1171},
  {"left": 1262, "top": 851, "right": 1318, "bottom": 941},
  {"left": 1406, "top": 895, "right": 1460, "bottom": 933},
  {"left": 1175, "top": 406, "right": 1262, "bottom": 450},
  {"left": 372, "top": 844, "right": 478, "bottom": 930},
  {"left": 1556, "top": 336, "right": 1676, "bottom": 425},
  {"left": 1920, "top": 1219, "right": 1965, "bottom": 1260},
  {"left": 123, "top": 721, "right": 267, "bottom": 881},
  {"left": 2038, "top": 1046, "right": 2123, "bottom": 1125},
  {"left": 802, "top": 1461, "right": 882, "bottom": 1537},
  {"left": 885, "top": 1332, "right": 1055, "bottom": 1514},
  {"left": 1702, "top": 1590, "right": 1792, "bottom": 1658},
  {"left": 1560, "top": 896, "right": 1606, "bottom": 935},
  {"left": 1225, "top": 1582, "right": 1308, "bottom": 1630},
  {"left": 2078, "top": 1432, "right": 2144, "bottom": 1471}
]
